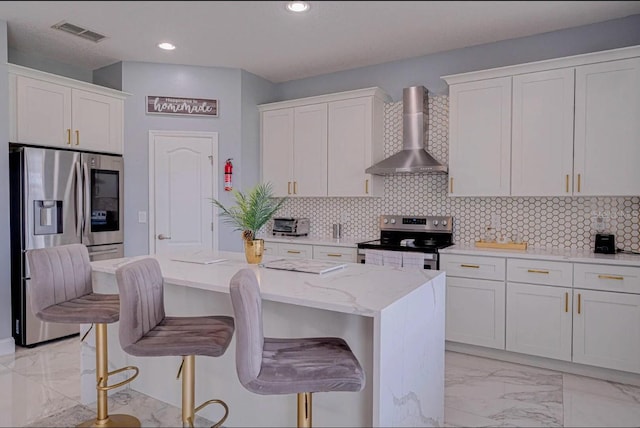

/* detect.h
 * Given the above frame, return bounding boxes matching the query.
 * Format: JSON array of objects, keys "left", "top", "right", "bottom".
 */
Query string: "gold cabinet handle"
[
  {"left": 293, "top": 181, "right": 297, "bottom": 195},
  {"left": 287, "top": 250, "right": 301, "bottom": 254},
  {"left": 75, "top": 130, "right": 80, "bottom": 145},
  {"left": 67, "top": 128, "right": 71, "bottom": 145},
  {"left": 288, "top": 182, "right": 291, "bottom": 195},
  {"left": 598, "top": 274, "right": 624, "bottom": 281},
  {"left": 527, "top": 269, "right": 550, "bottom": 274},
  {"left": 565, "top": 174, "right": 569, "bottom": 193},
  {"left": 577, "top": 293, "right": 581, "bottom": 314},
  {"left": 365, "top": 179, "right": 369, "bottom": 194},
  {"left": 460, "top": 264, "right": 480, "bottom": 268},
  {"left": 327, "top": 253, "right": 342, "bottom": 257},
  {"left": 450, "top": 177, "right": 454, "bottom": 193},
  {"left": 565, "top": 292, "right": 569, "bottom": 313},
  {"left": 577, "top": 173, "right": 581, "bottom": 193}
]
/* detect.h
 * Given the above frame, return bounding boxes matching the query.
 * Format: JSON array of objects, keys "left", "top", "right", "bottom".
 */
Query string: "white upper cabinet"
[
  {"left": 293, "top": 104, "right": 328, "bottom": 197},
  {"left": 260, "top": 87, "right": 390, "bottom": 198},
  {"left": 261, "top": 108, "right": 294, "bottom": 197},
  {"left": 443, "top": 45, "right": 640, "bottom": 197},
  {"left": 448, "top": 77, "right": 512, "bottom": 196},
  {"left": 10, "top": 65, "right": 127, "bottom": 154},
  {"left": 328, "top": 96, "right": 383, "bottom": 197},
  {"left": 574, "top": 57, "right": 640, "bottom": 196},
  {"left": 511, "top": 68, "right": 575, "bottom": 196}
]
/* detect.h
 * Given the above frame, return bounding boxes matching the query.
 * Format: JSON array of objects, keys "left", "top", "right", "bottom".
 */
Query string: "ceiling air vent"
[{"left": 51, "top": 21, "right": 107, "bottom": 43}]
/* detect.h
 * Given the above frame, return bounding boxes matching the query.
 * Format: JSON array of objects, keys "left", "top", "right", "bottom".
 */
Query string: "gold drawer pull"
[
  {"left": 565, "top": 292, "right": 569, "bottom": 313},
  {"left": 293, "top": 181, "right": 297, "bottom": 195},
  {"left": 67, "top": 128, "right": 71, "bottom": 145},
  {"left": 565, "top": 174, "right": 569, "bottom": 193},
  {"left": 577, "top": 293, "right": 581, "bottom": 314},
  {"left": 598, "top": 274, "right": 624, "bottom": 281},
  {"left": 460, "top": 264, "right": 480, "bottom": 268},
  {"left": 365, "top": 179, "right": 369, "bottom": 194},
  {"left": 527, "top": 269, "right": 549, "bottom": 274},
  {"left": 450, "top": 177, "right": 454, "bottom": 193},
  {"left": 288, "top": 182, "right": 291, "bottom": 195},
  {"left": 75, "top": 130, "right": 80, "bottom": 145},
  {"left": 577, "top": 173, "right": 581, "bottom": 193},
  {"left": 287, "top": 250, "right": 301, "bottom": 254},
  {"left": 327, "top": 253, "right": 342, "bottom": 257}
]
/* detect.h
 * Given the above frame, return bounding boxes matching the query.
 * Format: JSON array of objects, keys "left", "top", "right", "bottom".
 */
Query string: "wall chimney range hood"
[{"left": 366, "top": 86, "right": 447, "bottom": 174}]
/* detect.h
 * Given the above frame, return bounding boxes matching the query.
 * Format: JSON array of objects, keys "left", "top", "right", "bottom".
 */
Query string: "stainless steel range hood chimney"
[{"left": 366, "top": 86, "right": 447, "bottom": 174}]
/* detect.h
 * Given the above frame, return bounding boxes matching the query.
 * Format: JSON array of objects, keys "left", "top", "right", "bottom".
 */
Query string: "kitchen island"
[{"left": 83, "top": 252, "right": 446, "bottom": 427}]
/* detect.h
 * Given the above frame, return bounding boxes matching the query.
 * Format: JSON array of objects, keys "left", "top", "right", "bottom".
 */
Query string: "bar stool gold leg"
[
  {"left": 78, "top": 323, "right": 140, "bottom": 428},
  {"left": 182, "top": 355, "right": 196, "bottom": 427},
  {"left": 297, "top": 392, "right": 312, "bottom": 428}
]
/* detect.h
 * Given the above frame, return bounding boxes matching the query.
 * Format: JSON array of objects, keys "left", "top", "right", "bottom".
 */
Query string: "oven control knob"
[
  {"left": 383, "top": 218, "right": 389, "bottom": 224},
  {"left": 433, "top": 220, "right": 439, "bottom": 226},
  {"left": 390, "top": 218, "right": 396, "bottom": 224},
  {"left": 442, "top": 220, "right": 448, "bottom": 227}
]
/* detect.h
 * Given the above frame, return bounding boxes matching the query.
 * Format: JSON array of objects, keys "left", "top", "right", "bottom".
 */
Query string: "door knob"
[{"left": 157, "top": 234, "right": 172, "bottom": 240}]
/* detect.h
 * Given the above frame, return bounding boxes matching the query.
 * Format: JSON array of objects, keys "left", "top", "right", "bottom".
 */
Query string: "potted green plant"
[{"left": 211, "top": 182, "right": 287, "bottom": 263}]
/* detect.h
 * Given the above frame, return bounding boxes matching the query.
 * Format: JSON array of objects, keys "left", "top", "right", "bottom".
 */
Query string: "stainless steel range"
[{"left": 357, "top": 215, "right": 453, "bottom": 269}]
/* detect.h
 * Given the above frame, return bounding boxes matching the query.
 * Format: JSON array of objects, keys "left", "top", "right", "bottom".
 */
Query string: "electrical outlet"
[
  {"left": 491, "top": 214, "right": 501, "bottom": 229},
  {"left": 138, "top": 211, "right": 147, "bottom": 224}
]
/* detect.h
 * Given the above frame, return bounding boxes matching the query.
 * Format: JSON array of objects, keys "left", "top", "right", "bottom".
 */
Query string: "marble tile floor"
[{"left": 1, "top": 336, "right": 639, "bottom": 427}]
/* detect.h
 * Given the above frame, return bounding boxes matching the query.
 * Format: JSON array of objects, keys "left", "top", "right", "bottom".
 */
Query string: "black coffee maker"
[{"left": 594, "top": 233, "right": 616, "bottom": 254}]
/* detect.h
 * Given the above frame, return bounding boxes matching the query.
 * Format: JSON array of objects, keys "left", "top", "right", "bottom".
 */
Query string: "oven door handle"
[{"left": 82, "top": 162, "right": 90, "bottom": 238}]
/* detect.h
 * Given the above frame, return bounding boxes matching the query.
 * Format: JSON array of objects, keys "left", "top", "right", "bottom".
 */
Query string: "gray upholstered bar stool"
[
  {"left": 229, "top": 268, "right": 365, "bottom": 428},
  {"left": 26, "top": 244, "right": 140, "bottom": 428},
  {"left": 115, "top": 257, "right": 235, "bottom": 428}
]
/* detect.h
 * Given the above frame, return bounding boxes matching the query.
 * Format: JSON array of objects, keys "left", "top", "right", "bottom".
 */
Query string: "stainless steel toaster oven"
[{"left": 272, "top": 217, "right": 310, "bottom": 237}]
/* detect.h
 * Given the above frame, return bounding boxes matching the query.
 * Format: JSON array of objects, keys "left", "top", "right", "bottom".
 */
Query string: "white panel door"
[
  {"left": 72, "top": 89, "right": 123, "bottom": 154},
  {"left": 506, "top": 282, "right": 572, "bottom": 361},
  {"left": 16, "top": 76, "right": 72, "bottom": 148},
  {"left": 574, "top": 57, "right": 640, "bottom": 196},
  {"left": 261, "top": 108, "right": 294, "bottom": 197},
  {"left": 293, "top": 104, "right": 328, "bottom": 197},
  {"left": 448, "top": 77, "right": 512, "bottom": 196},
  {"left": 328, "top": 97, "right": 373, "bottom": 196},
  {"left": 152, "top": 132, "right": 217, "bottom": 256},
  {"left": 445, "top": 277, "right": 506, "bottom": 349},
  {"left": 572, "top": 289, "right": 640, "bottom": 373},
  {"left": 512, "top": 68, "right": 575, "bottom": 196}
]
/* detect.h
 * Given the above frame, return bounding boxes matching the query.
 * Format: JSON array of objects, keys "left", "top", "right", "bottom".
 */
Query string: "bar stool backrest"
[
  {"left": 116, "top": 257, "right": 166, "bottom": 353},
  {"left": 26, "top": 244, "right": 93, "bottom": 319},
  {"left": 229, "top": 268, "right": 265, "bottom": 388}
]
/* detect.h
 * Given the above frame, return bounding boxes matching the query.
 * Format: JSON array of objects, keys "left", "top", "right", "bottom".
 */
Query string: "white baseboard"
[
  {"left": 446, "top": 341, "right": 640, "bottom": 387},
  {"left": 0, "top": 336, "right": 15, "bottom": 356}
]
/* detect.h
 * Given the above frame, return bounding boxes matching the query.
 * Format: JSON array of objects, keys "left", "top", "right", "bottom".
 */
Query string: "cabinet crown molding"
[
  {"left": 258, "top": 86, "right": 391, "bottom": 111},
  {"left": 7, "top": 63, "right": 130, "bottom": 99},
  {"left": 442, "top": 44, "right": 640, "bottom": 85}
]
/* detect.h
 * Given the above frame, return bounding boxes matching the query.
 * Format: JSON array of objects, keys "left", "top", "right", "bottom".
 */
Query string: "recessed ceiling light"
[
  {"left": 158, "top": 42, "right": 176, "bottom": 51},
  {"left": 286, "top": 1, "right": 310, "bottom": 13}
]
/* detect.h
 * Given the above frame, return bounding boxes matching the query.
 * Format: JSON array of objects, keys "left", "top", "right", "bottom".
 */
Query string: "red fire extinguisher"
[{"left": 224, "top": 158, "right": 233, "bottom": 191}]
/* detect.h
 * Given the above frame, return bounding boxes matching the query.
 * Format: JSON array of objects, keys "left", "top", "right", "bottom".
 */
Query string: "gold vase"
[{"left": 244, "top": 239, "right": 264, "bottom": 264}]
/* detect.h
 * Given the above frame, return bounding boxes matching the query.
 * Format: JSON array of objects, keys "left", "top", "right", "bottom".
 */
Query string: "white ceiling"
[{"left": 1, "top": 1, "right": 640, "bottom": 83}]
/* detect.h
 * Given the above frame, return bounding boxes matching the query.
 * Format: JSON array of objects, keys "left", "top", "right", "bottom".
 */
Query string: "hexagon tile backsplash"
[{"left": 274, "top": 96, "right": 640, "bottom": 251}]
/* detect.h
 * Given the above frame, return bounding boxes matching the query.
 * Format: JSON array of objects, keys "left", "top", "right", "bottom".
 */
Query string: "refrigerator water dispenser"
[{"left": 34, "top": 200, "right": 63, "bottom": 235}]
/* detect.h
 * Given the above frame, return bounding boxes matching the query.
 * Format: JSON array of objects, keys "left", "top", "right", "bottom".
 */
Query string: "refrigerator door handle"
[
  {"left": 75, "top": 161, "right": 83, "bottom": 238},
  {"left": 82, "top": 162, "right": 90, "bottom": 239}
]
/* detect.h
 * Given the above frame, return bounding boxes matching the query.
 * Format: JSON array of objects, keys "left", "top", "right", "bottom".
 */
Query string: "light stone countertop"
[
  {"left": 440, "top": 245, "right": 640, "bottom": 267},
  {"left": 262, "top": 235, "right": 376, "bottom": 248},
  {"left": 91, "top": 251, "right": 443, "bottom": 316}
]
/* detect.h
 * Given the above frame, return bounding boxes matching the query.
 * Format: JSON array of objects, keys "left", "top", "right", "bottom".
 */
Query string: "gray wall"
[
  {"left": 9, "top": 47, "right": 93, "bottom": 83},
  {"left": 0, "top": 21, "right": 11, "bottom": 348},
  {"left": 277, "top": 14, "right": 640, "bottom": 101},
  {"left": 93, "top": 62, "right": 123, "bottom": 91},
  {"left": 119, "top": 62, "right": 278, "bottom": 256}
]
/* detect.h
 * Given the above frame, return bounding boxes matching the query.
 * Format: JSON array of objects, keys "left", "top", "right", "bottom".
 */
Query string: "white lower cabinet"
[
  {"left": 572, "top": 288, "right": 640, "bottom": 374},
  {"left": 446, "top": 276, "right": 505, "bottom": 349},
  {"left": 506, "top": 282, "right": 572, "bottom": 361},
  {"left": 264, "top": 241, "right": 356, "bottom": 263}
]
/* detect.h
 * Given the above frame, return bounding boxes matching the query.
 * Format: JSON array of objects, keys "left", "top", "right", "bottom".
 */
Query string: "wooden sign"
[{"left": 146, "top": 96, "right": 218, "bottom": 117}]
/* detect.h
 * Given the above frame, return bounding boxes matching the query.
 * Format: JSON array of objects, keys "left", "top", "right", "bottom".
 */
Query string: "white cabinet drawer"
[
  {"left": 313, "top": 245, "right": 356, "bottom": 263},
  {"left": 507, "top": 259, "right": 573, "bottom": 287},
  {"left": 440, "top": 254, "right": 505, "bottom": 281},
  {"left": 278, "top": 243, "right": 313, "bottom": 259},
  {"left": 574, "top": 263, "right": 640, "bottom": 294},
  {"left": 263, "top": 242, "right": 279, "bottom": 256}
]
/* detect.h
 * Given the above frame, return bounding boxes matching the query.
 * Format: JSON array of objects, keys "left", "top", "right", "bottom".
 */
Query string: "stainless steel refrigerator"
[{"left": 9, "top": 145, "right": 124, "bottom": 347}]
